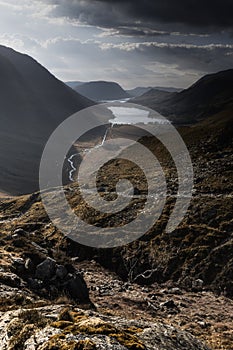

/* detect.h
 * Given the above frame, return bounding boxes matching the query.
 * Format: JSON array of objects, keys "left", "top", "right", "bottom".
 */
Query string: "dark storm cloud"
[
  {"left": 97, "top": 0, "right": 233, "bottom": 29},
  {"left": 46, "top": 0, "right": 233, "bottom": 32},
  {"left": 34, "top": 0, "right": 233, "bottom": 87}
]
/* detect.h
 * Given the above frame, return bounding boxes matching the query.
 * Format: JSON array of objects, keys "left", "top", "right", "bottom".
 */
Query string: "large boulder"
[
  {"left": 35, "top": 258, "right": 56, "bottom": 281},
  {"left": 64, "top": 273, "right": 89, "bottom": 302},
  {"left": 55, "top": 265, "right": 68, "bottom": 280}
]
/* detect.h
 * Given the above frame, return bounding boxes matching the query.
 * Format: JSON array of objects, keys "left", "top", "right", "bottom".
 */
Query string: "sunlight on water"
[{"left": 108, "top": 106, "right": 168, "bottom": 125}]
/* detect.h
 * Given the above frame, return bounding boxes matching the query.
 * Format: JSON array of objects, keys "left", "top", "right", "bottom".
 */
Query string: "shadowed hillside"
[
  {"left": 131, "top": 88, "right": 174, "bottom": 106},
  {"left": 127, "top": 86, "right": 182, "bottom": 97},
  {"left": 0, "top": 45, "right": 94, "bottom": 195}
]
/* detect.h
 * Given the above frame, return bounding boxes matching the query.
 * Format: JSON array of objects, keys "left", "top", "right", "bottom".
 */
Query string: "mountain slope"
[
  {"left": 0, "top": 45, "right": 93, "bottom": 195},
  {"left": 154, "top": 86, "right": 183, "bottom": 93},
  {"left": 126, "top": 86, "right": 152, "bottom": 97},
  {"left": 131, "top": 88, "right": 175, "bottom": 105},
  {"left": 74, "top": 81, "right": 130, "bottom": 101},
  {"left": 127, "top": 86, "right": 181, "bottom": 97},
  {"left": 132, "top": 69, "right": 233, "bottom": 124}
]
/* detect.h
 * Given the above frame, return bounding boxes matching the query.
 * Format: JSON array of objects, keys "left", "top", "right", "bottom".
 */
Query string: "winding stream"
[
  {"left": 67, "top": 124, "right": 112, "bottom": 182},
  {"left": 67, "top": 104, "right": 167, "bottom": 183}
]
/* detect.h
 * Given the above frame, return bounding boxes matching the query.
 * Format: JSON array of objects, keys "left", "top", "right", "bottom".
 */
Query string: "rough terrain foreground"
[
  {"left": 0, "top": 109, "right": 232, "bottom": 349},
  {"left": 0, "top": 305, "right": 212, "bottom": 350}
]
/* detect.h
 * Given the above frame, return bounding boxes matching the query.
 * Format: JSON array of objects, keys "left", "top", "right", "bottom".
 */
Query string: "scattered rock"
[
  {"left": 192, "top": 279, "right": 204, "bottom": 290},
  {"left": 11, "top": 256, "right": 25, "bottom": 267},
  {"left": 0, "top": 272, "right": 22, "bottom": 288},
  {"left": 197, "top": 321, "right": 209, "bottom": 329},
  {"left": 27, "top": 278, "right": 43, "bottom": 290},
  {"left": 71, "top": 257, "right": 80, "bottom": 264},
  {"left": 11, "top": 257, "right": 25, "bottom": 275},
  {"left": 13, "top": 228, "right": 27, "bottom": 236},
  {"left": 31, "top": 242, "right": 48, "bottom": 255},
  {"left": 168, "top": 288, "right": 182, "bottom": 295},
  {"left": 160, "top": 299, "right": 177, "bottom": 309},
  {"left": 25, "top": 258, "right": 34, "bottom": 272}
]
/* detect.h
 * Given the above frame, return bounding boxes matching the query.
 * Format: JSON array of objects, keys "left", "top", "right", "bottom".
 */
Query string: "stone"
[
  {"left": 64, "top": 273, "right": 89, "bottom": 302},
  {"left": 25, "top": 258, "right": 35, "bottom": 272},
  {"left": 134, "top": 187, "right": 141, "bottom": 196},
  {"left": 11, "top": 257, "right": 25, "bottom": 266},
  {"left": 197, "top": 321, "right": 208, "bottom": 329},
  {"left": 3, "top": 234, "right": 13, "bottom": 241},
  {"left": 192, "top": 279, "right": 204, "bottom": 290},
  {"left": 56, "top": 265, "right": 68, "bottom": 280},
  {"left": 71, "top": 257, "right": 80, "bottom": 264},
  {"left": 11, "top": 257, "right": 25, "bottom": 274},
  {"left": 13, "top": 228, "right": 27, "bottom": 236},
  {"left": 31, "top": 242, "right": 48, "bottom": 255},
  {"left": 28, "top": 278, "right": 43, "bottom": 290},
  {"left": 98, "top": 185, "right": 106, "bottom": 193},
  {"left": 0, "top": 272, "right": 21, "bottom": 288},
  {"left": 168, "top": 288, "right": 182, "bottom": 295},
  {"left": 35, "top": 258, "right": 56, "bottom": 281},
  {"left": 160, "top": 299, "right": 177, "bottom": 309}
]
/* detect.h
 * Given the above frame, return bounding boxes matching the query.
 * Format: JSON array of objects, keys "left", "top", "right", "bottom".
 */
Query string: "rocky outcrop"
[
  {"left": 0, "top": 306, "right": 210, "bottom": 350},
  {"left": 0, "top": 230, "right": 90, "bottom": 304}
]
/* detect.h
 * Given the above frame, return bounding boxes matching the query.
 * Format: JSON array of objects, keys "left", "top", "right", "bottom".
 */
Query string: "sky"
[{"left": 0, "top": 0, "right": 233, "bottom": 89}]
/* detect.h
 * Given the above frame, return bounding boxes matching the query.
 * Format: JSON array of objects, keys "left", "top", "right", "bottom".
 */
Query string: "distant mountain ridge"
[
  {"left": 66, "top": 80, "right": 182, "bottom": 99},
  {"left": 0, "top": 45, "right": 93, "bottom": 195},
  {"left": 73, "top": 81, "right": 130, "bottom": 101},
  {"left": 154, "top": 86, "right": 183, "bottom": 93},
  {"left": 126, "top": 87, "right": 152, "bottom": 97},
  {"left": 127, "top": 86, "right": 182, "bottom": 97},
  {"left": 66, "top": 81, "right": 84, "bottom": 89}
]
